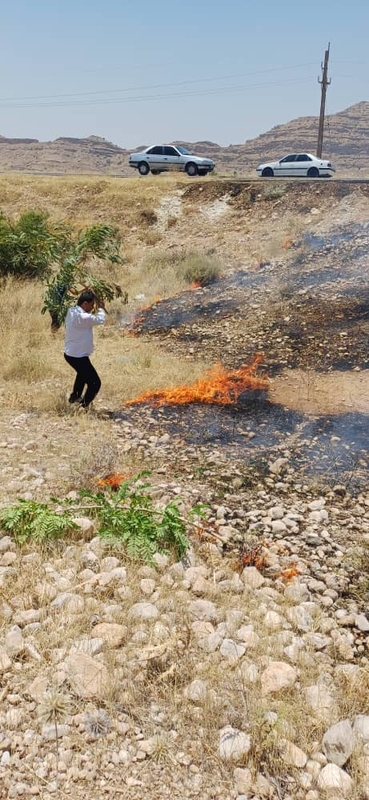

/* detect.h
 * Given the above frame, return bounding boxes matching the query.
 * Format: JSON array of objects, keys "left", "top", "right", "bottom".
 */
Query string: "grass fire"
[{"left": 125, "top": 355, "right": 268, "bottom": 407}]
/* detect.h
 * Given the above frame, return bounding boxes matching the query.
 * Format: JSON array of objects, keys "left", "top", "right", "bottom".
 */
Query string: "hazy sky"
[{"left": 1, "top": 0, "right": 367, "bottom": 148}]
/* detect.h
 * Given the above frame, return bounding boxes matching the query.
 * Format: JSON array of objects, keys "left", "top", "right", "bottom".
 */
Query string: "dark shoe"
[{"left": 68, "top": 393, "right": 83, "bottom": 404}]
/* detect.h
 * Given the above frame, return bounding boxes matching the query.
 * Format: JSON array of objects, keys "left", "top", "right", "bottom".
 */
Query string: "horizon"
[
  {"left": 1, "top": 100, "right": 366, "bottom": 152},
  {"left": 1, "top": 0, "right": 368, "bottom": 148}
]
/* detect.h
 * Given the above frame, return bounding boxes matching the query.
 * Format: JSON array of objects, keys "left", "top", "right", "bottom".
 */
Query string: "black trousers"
[{"left": 64, "top": 354, "right": 101, "bottom": 407}]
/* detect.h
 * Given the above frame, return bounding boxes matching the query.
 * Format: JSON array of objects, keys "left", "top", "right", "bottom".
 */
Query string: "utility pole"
[{"left": 317, "top": 43, "right": 331, "bottom": 158}]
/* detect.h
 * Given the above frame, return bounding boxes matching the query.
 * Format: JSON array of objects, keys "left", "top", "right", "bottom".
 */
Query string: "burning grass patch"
[{"left": 125, "top": 356, "right": 268, "bottom": 408}]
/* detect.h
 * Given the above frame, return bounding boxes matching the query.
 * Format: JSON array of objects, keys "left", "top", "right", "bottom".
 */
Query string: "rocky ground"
[{"left": 0, "top": 179, "right": 368, "bottom": 799}]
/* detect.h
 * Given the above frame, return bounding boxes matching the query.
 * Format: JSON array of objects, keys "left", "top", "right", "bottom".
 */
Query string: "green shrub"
[
  {"left": 0, "top": 474, "right": 201, "bottom": 564},
  {"left": 179, "top": 251, "right": 221, "bottom": 286},
  {"left": 0, "top": 211, "right": 62, "bottom": 279}
]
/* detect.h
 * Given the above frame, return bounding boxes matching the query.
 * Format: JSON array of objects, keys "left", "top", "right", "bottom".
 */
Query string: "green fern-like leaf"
[{"left": 0, "top": 500, "right": 76, "bottom": 545}]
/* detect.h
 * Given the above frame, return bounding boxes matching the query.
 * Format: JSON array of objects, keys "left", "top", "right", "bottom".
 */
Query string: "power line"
[
  {"left": 0, "top": 61, "right": 317, "bottom": 104},
  {"left": 0, "top": 76, "right": 315, "bottom": 110}
]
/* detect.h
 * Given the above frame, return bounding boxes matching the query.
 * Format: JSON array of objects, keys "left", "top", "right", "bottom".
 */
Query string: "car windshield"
[{"left": 176, "top": 146, "right": 192, "bottom": 155}]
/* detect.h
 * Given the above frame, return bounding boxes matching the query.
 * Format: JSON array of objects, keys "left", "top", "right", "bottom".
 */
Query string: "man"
[{"left": 64, "top": 290, "right": 106, "bottom": 409}]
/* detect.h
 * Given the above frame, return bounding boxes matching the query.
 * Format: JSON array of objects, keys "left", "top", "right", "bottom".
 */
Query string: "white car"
[
  {"left": 256, "top": 153, "right": 335, "bottom": 178},
  {"left": 129, "top": 145, "right": 215, "bottom": 177}
]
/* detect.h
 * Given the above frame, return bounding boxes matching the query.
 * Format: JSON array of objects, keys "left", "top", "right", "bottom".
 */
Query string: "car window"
[
  {"left": 280, "top": 155, "right": 297, "bottom": 163},
  {"left": 177, "top": 146, "right": 192, "bottom": 155},
  {"left": 163, "top": 146, "right": 178, "bottom": 156},
  {"left": 296, "top": 154, "right": 310, "bottom": 161},
  {"left": 147, "top": 146, "right": 163, "bottom": 155}
]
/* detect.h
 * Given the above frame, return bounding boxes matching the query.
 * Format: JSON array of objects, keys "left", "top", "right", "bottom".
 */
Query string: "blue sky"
[{"left": 1, "top": 0, "right": 367, "bottom": 148}]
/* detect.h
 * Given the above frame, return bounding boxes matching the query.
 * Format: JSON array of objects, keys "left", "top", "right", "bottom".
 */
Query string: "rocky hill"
[{"left": 0, "top": 102, "right": 368, "bottom": 177}]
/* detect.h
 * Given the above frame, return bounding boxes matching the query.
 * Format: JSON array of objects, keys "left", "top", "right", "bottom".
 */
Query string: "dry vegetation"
[{"left": 0, "top": 174, "right": 369, "bottom": 799}]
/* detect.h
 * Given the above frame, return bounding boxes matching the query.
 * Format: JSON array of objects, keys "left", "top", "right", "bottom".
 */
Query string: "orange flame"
[
  {"left": 280, "top": 564, "right": 300, "bottom": 581},
  {"left": 97, "top": 473, "right": 127, "bottom": 490},
  {"left": 126, "top": 355, "right": 268, "bottom": 408}
]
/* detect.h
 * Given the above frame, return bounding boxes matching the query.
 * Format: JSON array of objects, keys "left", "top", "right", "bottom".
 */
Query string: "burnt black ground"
[{"left": 120, "top": 221, "right": 369, "bottom": 489}]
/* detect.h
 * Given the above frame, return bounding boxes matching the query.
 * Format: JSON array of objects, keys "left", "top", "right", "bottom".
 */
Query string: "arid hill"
[{"left": 0, "top": 101, "right": 368, "bottom": 177}]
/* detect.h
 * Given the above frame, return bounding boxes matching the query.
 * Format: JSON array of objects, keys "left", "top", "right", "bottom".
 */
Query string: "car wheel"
[
  {"left": 261, "top": 167, "right": 274, "bottom": 177},
  {"left": 307, "top": 167, "right": 319, "bottom": 178},
  {"left": 138, "top": 162, "right": 150, "bottom": 176},
  {"left": 185, "top": 162, "right": 198, "bottom": 177}
]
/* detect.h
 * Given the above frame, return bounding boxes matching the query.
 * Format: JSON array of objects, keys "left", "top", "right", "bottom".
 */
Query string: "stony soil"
[{"left": 0, "top": 179, "right": 368, "bottom": 799}]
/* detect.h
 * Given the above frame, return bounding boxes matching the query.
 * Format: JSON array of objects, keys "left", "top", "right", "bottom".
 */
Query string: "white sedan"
[
  {"left": 256, "top": 153, "right": 335, "bottom": 178},
  {"left": 129, "top": 145, "right": 215, "bottom": 176}
]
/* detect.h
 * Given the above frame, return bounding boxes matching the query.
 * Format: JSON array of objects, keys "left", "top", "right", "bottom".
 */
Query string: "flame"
[
  {"left": 280, "top": 564, "right": 300, "bottom": 581},
  {"left": 97, "top": 473, "right": 127, "bottom": 490},
  {"left": 126, "top": 355, "right": 268, "bottom": 408}
]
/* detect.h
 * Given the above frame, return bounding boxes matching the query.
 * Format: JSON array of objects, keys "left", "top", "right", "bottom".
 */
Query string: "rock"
[
  {"left": 305, "top": 684, "right": 336, "bottom": 723},
  {"left": 281, "top": 739, "right": 308, "bottom": 768},
  {"left": 90, "top": 623, "right": 127, "bottom": 647},
  {"left": 220, "top": 639, "right": 246, "bottom": 662},
  {"left": 286, "top": 604, "right": 313, "bottom": 632},
  {"left": 233, "top": 767, "right": 252, "bottom": 794},
  {"left": 69, "top": 637, "right": 104, "bottom": 656},
  {"left": 317, "top": 763, "right": 353, "bottom": 797},
  {"left": 63, "top": 653, "right": 109, "bottom": 699},
  {"left": 188, "top": 599, "right": 218, "bottom": 621},
  {"left": 322, "top": 719, "right": 354, "bottom": 766},
  {"left": 261, "top": 661, "right": 297, "bottom": 695},
  {"left": 128, "top": 602, "right": 159, "bottom": 621},
  {"left": 355, "top": 614, "right": 369, "bottom": 632},
  {"left": 27, "top": 676, "right": 49, "bottom": 702},
  {"left": 184, "top": 679, "right": 208, "bottom": 703},
  {"left": 219, "top": 726, "right": 251, "bottom": 762},
  {"left": 353, "top": 715, "right": 369, "bottom": 743},
  {"left": 241, "top": 567, "right": 265, "bottom": 589},
  {"left": 4, "top": 626, "right": 24, "bottom": 656},
  {"left": 71, "top": 516, "right": 96, "bottom": 540},
  {"left": 0, "top": 647, "right": 12, "bottom": 671}
]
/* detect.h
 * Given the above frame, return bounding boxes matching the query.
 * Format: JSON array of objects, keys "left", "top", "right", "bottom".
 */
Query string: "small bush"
[
  {"left": 0, "top": 211, "right": 61, "bottom": 279},
  {"left": 179, "top": 251, "right": 221, "bottom": 286}
]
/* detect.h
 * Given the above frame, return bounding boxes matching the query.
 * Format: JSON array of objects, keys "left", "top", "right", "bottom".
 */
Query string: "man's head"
[{"left": 77, "top": 290, "right": 96, "bottom": 312}]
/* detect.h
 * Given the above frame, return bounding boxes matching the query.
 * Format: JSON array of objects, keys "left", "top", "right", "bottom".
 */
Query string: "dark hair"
[{"left": 77, "top": 290, "right": 96, "bottom": 306}]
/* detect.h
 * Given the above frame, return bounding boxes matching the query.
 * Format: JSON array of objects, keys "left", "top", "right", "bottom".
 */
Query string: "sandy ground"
[{"left": 270, "top": 368, "right": 369, "bottom": 415}]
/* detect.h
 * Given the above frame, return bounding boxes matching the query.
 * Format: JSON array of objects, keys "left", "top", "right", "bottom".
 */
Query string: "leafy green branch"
[{"left": 0, "top": 475, "right": 207, "bottom": 563}]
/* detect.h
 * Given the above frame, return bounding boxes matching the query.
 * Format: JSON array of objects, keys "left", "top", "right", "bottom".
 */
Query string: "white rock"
[
  {"left": 241, "top": 567, "right": 265, "bottom": 589},
  {"left": 305, "top": 684, "right": 336, "bottom": 723},
  {"left": 219, "top": 726, "right": 251, "bottom": 762},
  {"left": 261, "top": 661, "right": 297, "bottom": 695},
  {"left": 128, "top": 602, "right": 159, "bottom": 621},
  {"left": 5, "top": 626, "right": 24, "bottom": 656},
  {"left": 71, "top": 516, "right": 96, "bottom": 539},
  {"left": 91, "top": 623, "right": 127, "bottom": 647},
  {"left": 354, "top": 715, "right": 369, "bottom": 743},
  {"left": 63, "top": 653, "right": 109, "bottom": 699},
  {"left": 284, "top": 581, "right": 310, "bottom": 604},
  {"left": 188, "top": 599, "right": 218, "bottom": 621},
  {"left": 281, "top": 739, "right": 307, "bottom": 768},
  {"left": 0, "top": 647, "right": 12, "bottom": 671},
  {"left": 236, "top": 625, "right": 259, "bottom": 648},
  {"left": 322, "top": 719, "right": 353, "bottom": 766},
  {"left": 317, "top": 763, "right": 353, "bottom": 796},
  {"left": 233, "top": 767, "right": 252, "bottom": 794},
  {"left": 286, "top": 605, "right": 313, "bottom": 632},
  {"left": 355, "top": 614, "right": 369, "bottom": 632},
  {"left": 184, "top": 679, "right": 208, "bottom": 703},
  {"left": 269, "top": 506, "right": 284, "bottom": 519},
  {"left": 220, "top": 639, "right": 246, "bottom": 662}
]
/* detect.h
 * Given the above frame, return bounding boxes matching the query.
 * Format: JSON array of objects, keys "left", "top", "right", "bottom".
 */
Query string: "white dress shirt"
[{"left": 64, "top": 306, "right": 106, "bottom": 358}]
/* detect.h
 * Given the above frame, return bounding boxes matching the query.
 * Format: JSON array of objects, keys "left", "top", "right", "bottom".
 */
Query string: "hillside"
[
  {"left": 0, "top": 102, "right": 368, "bottom": 177},
  {"left": 0, "top": 174, "right": 368, "bottom": 797}
]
